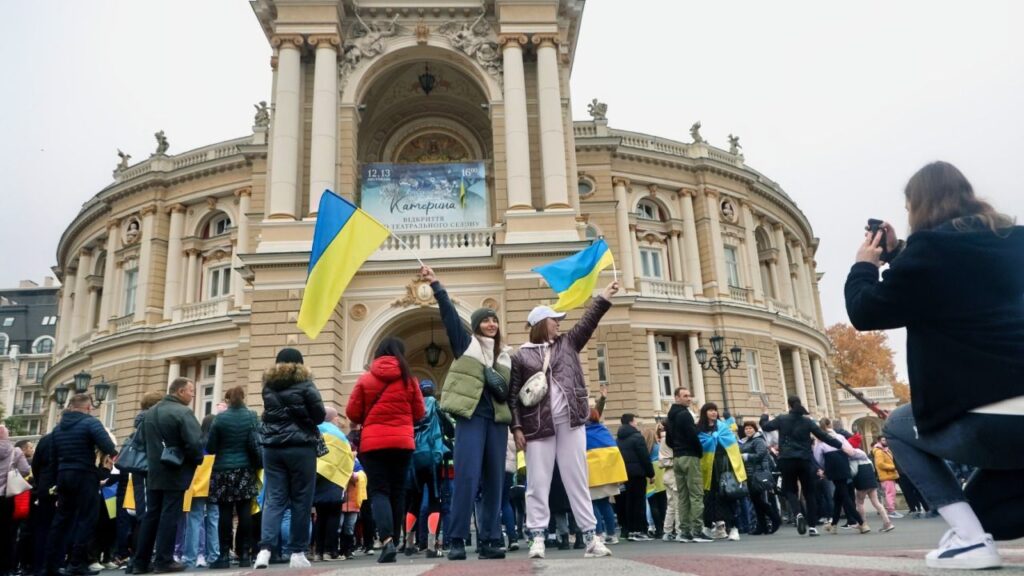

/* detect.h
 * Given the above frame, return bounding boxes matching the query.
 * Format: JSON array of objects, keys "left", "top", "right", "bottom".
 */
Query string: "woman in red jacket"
[{"left": 346, "top": 337, "right": 425, "bottom": 564}]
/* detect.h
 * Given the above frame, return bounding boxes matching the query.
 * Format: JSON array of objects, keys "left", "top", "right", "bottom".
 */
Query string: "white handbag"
[
  {"left": 5, "top": 468, "right": 31, "bottom": 497},
  {"left": 518, "top": 348, "right": 551, "bottom": 408}
]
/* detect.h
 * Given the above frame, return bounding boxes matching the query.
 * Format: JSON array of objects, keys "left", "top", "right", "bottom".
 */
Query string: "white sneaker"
[
  {"left": 529, "top": 536, "right": 546, "bottom": 559},
  {"left": 584, "top": 536, "right": 612, "bottom": 558},
  {"left": 925, "top": 529, "right": 1001, "bottom": 570},
  {"left": 712, "top": 522, "right": 728, "bottom": 540},
  {"left": 254, "top": 549, "right": 271, "bottom": 569},
  {"left": 662, "top": 532, "right": 675, "bottom": 542},
  {"left": 289, "top": 553, "right": 311, "bottom": 568},
  {"left": 89, "top": 563, "right": 105, "bottom": 572},
  {"left": 889, "top": 511, "right": 905, "bottom": 519},
  {"left": 675, "top": 533, "right": 693, "bottom": 543},
  {"left": 727, "top": 527, "right": 740, "bottom": 541},
  {"left": 606, "top": 535, "right": 620, "bottom": 545},
  {"left": 808, "top": 527, "right": 819, "bottom": 537}
]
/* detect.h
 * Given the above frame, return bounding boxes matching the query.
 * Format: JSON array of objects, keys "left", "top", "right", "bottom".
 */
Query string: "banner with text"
[{"left": 359, "top": 162, "right": 488, "bottom": 231}]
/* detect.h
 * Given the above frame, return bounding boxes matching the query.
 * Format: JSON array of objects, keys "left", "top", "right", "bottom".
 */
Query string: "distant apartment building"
[{"left": 1, "top": 278, "right": 58, "bottom": 436}]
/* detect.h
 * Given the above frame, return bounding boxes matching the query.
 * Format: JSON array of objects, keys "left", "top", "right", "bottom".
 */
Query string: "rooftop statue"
[
  {"left": 253, "top": 101, "right": 270, "bottom": 128},
  {"left": 728, "top": 134, "right": 742, "bottom": 155},
  {"left": 116, "top": 149, "right": 131, "bottom": 173},
  {"left": 690, "top": 121, "right": 705, "bottom": 144},
  {"left": 587, "top": 98, "right": 608, "bottom": 121},
  {"left": 154, "top": 131, "right": 169, "bottom": 155}
]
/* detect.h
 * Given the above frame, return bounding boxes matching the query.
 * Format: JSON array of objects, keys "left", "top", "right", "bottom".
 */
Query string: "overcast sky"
[{"left": 3, "top": 1, "right": 1022, "bottom": 377}]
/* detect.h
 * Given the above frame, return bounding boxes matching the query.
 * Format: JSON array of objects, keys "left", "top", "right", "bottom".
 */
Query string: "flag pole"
[{"left": 389, "top": 231, "right": 426, "bottom": 268}]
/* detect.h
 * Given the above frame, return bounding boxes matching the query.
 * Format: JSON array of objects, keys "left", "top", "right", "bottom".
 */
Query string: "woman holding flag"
[
  {"left": 696, "top": 402, "right": 747, "bottom": 542},
  {"left": 419, "top": 265, "right": 512, "bottom": 562},
  {"left": 508, "top": 240, "right": 619, "bottom": 560}
]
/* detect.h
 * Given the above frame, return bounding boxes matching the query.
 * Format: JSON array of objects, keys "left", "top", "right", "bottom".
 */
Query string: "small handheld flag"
[
  {"left": 532, "top": 238, "right": 615, "bottom": 312},
  {"left": 297, "top": 191, "right": 391, "bottom": 339}
]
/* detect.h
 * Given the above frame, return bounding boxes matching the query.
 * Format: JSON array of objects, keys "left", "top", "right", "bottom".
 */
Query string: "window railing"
[
  {"left": 111, "top": 315, "right": 134, "bottom": 333},
  {"left": 13, "top": 402, "right": 43, "bottom": 415},
  {"left": 370, "top": 228, "right": 496, "bottom": 261},
  {"left": 728, "top": 285, "right": 752, "bottom": 303},
  {"left": 637, "top": 279, "right": 692, "bottom": 300},
  {"left": 172, "top": 296, "right": 232, "bottom": 323}
]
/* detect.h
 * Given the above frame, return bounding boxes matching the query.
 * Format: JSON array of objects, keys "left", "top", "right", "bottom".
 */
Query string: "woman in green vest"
[{"left": 420, "top": 265, "right": 512, "bottom": 562}]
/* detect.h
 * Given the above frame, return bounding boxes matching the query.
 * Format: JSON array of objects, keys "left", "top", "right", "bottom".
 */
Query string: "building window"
[
  {"left": 27, "top": 419, "right": 40, "bottom": 436},
  {"left": 208, "top": 266, "right": 231, "bottom": 299},
  {"left": 655, "top": 337, "right": 676, "bottom": 397},
  {"left": 197, "top": 360, "right": 217, "bottom": 418},
  {"left": 578, "top": 179, "right": 595, "bottom": 197},
  {"left": 123, "top": 262, "right": 139, "bottom": 316},
  {"left": 32, "top": 336, "right": 55, "bottom": 354},
  {"left": 746, "top": 350, "right": 762, "bottom": 392},
  {"left": 0, "top": 333, "right": 7, "bottom": 355},
  {"left": 585, "top": 225, "right": 600, "bottom": 240},
  {"left": 40, "top": 316, "right": 57, "bottom": 325},
  {"left": 2, "top": 317, "right": 13, "bottom": 327},
  {"left": 102, "top": 385, "right": 118, "bottom": 429},
  {"left": 637, "top": 199, "right": 662, "bottom": 221},
  {"left": 724, "top": 245, "right": 741, "bottom": 288},
  {"left": 208, "top": 215, "right": 232, "bottom": 237},
  {"left": 639, "top": 248, "right": 664, "bottom": 279},
  {"left": 26, "top": 361, "right": 50, "bottom": 384},
  {"left": 596, "top": 344, "right": 608, "bottom": 386},
  {"left": 20, "top": 390, "right": 42, "bottom": 414}
]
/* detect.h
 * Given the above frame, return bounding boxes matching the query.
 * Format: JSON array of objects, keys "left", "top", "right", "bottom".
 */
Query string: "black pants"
[
  {"left": 132, "top": 489, "right": 185, "bottom": 568},
  {"left": 313, "top": 503, "right": 342, "bottom": 556},
  {"left": 0, "top": 497, "right": 15, "bottom": 576},
  {"left": 46, "top": 471, "right": 100, "bottom": 572},
  {"left": 361, "top": 448, "right": 412, "bottom": 543},
  {"left": 259, "top": 445, "right": 317, "bottom": 553},
  {"left": 622, "top": 475, "right": 648, "bottom": 534},
  {"left": 218, "top": 500, "right": 253, "bottom": 562},
  {"left": 648, "top": 491, "right": 667, "bottom": 537},
  {"left": 831, "top": 479, "right": 863, "bottom": 526},
  {"left": 896, "top": 474, "right": 927, "bottom": 512},
  {"left": 749, "top": 489, "right": 781, "bottom": 532},
  {"left": 356, "top": 499, "right": 375, "bottom": 551},
  {"left": 31, "top": 491, "right": 54, "bottom": 576},
  {"left": 777, "top": 459, "right": 819, "bottom": 527}
]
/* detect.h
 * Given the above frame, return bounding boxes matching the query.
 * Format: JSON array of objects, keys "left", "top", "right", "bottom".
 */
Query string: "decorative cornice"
[
  {"left": 307, "top": 34, "right": 341, "bottom": 49},
  {"left": 270, "top": 34, "right": 304, "bottom": 49},
  {"left": 497, "top": 34, "right": 528, "bottom": 49},
  {"left": 531, "top": 34, "right": 560, "bottom": 48}
]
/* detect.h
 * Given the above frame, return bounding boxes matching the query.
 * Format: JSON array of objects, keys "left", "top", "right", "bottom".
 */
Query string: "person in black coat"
[
  {"left": 845, "top": 161, "right": 1024, "bottom": 569},
  {"left": 616, "top": 414, "right": 654, "bottom": 540}
]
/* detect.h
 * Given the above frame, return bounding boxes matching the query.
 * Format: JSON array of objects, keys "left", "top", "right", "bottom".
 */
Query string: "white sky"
[{"left": 3, "top": 1, "right": 1023, "bottom": 378}]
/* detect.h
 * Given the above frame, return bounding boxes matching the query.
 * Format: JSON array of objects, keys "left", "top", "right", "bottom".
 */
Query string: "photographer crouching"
[{"left": 845, "top": 161, "right": 1024, "bottom": 571}]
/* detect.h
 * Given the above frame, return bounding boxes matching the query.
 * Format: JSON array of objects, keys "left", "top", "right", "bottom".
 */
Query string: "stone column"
[
  {"left": 70, "top": 249, "right": 92, "bottom": 340},
  {"left": 86, "top": 287, "right": 100, "bottom": 331},
  {"left": 233, "top": 188, "right": 252, "bottom": 306},
  {"left": 499, "top": 34, "right": 532, "bottom": 210},
  {"left": 168, "top": 359, "right": 181, "bottom": 388},
  {"left": 704, "top": 189, "right": 728, "bottom": 297},
  {"left": 647, "top": 332, "right": 661, "bottom": 413},
  {"left": 184, "top": 249, "right": 199, "bottom": 304},
  {"left": 775, "top": 345, "right": 788, "bottom": 411},
  {"left": 163, "top": 205, "right": 186, "bottom": 319},
  {"left": 267, "top": 34, "right": 304, "bottom": 220},
  {"left": 134, "top": 205, "right": 157, "bottom": 323},
  {"left": 97, "top": 221, "right": 119, "bottom": 332},
  {"left": 612, "top": 178, "right": 635, "bottom": 290},
  {"left": 308, "top": 35, "right": 340, "bottom": 215},
  {"left": 791, "top": 242, "right": 811, "bottom": 315},
  {"left": 810, "top": 355, "right": 828, "bottom": 417},
  {"left": 679, "top": 189, "right": 703, "bottom": 293},
  {"left": 57, "top": 274, "right": 75, "bottom": 351},
  {"left": 767, "top": 258, "right": 781, "bottom": 303},
  {"left": 687, "top": 333, "right": 706, "bottom": 404},
  {"left": 741, "top": 202, "right": 764, "bottom": 303},
  {"left": 630, "top": 225, "right": 643, "bottom": 283},
  {"left": 213, "top": 352, "right": 225, "bottom": 410},
  {"left": 790, "top": 348, "right": 808, "bottom": 408},
  {"left": 773, "top": 224, "right": 795, "bottom": 307},
  {"left": 669, "top": 231, "right": 684, "bottom": 283},
  {"left": 533, "top": 34, "right": 570, "bottom": 209}
]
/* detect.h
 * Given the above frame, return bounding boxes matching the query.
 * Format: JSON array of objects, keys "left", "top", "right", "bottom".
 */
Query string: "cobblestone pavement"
[{"left": 141, "top": 517, "right": 1024, "bottom": 576}]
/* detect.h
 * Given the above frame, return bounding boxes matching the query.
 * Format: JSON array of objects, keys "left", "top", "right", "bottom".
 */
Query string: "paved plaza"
[{"left": 137, "top": 517, "right": 1023, "bottom": 576}]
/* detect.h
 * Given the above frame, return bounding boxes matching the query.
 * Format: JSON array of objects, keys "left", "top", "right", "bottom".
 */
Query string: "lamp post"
[
  {"left": 694, "top": 333, "right": 742, "bottom": 416},
  {"left": 425, "top": 318, "right": 442, "bottom": 368},
  {"left": 54, "top": 370, "right": 110, "bottom": 409}
]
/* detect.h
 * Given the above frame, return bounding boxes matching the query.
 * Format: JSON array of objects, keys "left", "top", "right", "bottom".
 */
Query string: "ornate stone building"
[{"left": 44, "top": 0, "right": 834, "bottom": 439}]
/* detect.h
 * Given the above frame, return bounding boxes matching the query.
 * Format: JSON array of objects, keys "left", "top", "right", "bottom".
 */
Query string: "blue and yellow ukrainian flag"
[
  {"left": 317, "top": 422, "right": 355, "bottom": 489},
  {"left": 297, "top": 190, "right": 391, "bottom": 339},
  {"left": 585, "top": 421, "right": 627, "bottom": 488},
  {"left": 533, "top": 238, "right": 615, "bottom": 312},
  {"left": 698, "top": 417, "right": 747, "bottom": 490},
  {"left": 102, "top": 482, "right": 118, "bottom": 519}
]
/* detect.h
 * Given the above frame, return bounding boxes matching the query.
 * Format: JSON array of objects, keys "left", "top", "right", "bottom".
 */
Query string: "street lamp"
[
  {"left": 694, "top": 333, "right": 742, "bottom": 415},
  {"left": 55, "top": 370, "right": 110, "bottom": 409},
  {"left": 418, "top": 63, "right": 436, "bottom": 95},
  {"left": 425, "top": 318, "right": 442, "bottom": 368}
]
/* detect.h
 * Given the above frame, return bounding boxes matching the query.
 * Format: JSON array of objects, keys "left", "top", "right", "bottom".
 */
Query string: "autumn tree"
[{"left": 825, "top": 323, "right": 910, "bottom": 404}]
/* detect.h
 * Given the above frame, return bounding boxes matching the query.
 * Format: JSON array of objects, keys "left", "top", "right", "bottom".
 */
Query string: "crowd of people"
[{"left": 0, "top": 161, "right": 1020, "bottom": 573}]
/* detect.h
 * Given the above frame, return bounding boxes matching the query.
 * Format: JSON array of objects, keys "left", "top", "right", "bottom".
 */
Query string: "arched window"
[
  {"left": 32, "top": 336, "right": 54, "bottom": 355},
  {"left": 578, "top": 178, "right": 595, "bottom": 198},
  {"left": 206, "top": 214, "right": 232, "bottom": 238},
  {"left": 0, "top": 333, "right": 8, "bottom": 355},
  {"left": 637, "top": 199, "right": 664, "bottom": 221},
  {"left": 755, "top": 227, "right": 776, "bottom": 299}
]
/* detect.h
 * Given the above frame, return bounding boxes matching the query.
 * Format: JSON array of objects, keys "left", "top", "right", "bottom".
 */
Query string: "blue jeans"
[
  {"left": 183, "top": 498, "right": 219, "bottom": 567},
  {"left": 592, "top": 498, "right": 616, "bottom": 537},
  {"left": 500, "top": 472, "right": 518, "bottom": 541},
  {"left": 449, "top": 414, "right": 507, "bottom": 542},
  {"left": 884, "top": 404, "right": 1024, "bottom": 511}
]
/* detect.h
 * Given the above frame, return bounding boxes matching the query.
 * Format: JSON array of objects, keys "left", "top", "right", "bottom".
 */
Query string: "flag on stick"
[
  {"left": 297, "top": 191, "right": 390, "bottom": 339},
  {"left": 532, "top": 238, "right": 615, "bottom": 312}
]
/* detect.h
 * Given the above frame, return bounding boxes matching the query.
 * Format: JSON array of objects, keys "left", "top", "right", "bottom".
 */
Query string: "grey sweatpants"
[{"left": 524, "top": 419, "right": 597, "bottom": 534}]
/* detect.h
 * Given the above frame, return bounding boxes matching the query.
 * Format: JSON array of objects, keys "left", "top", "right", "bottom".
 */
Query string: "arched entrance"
[{"left": 853, "top": 416, "right": 885, "bottom": 447}]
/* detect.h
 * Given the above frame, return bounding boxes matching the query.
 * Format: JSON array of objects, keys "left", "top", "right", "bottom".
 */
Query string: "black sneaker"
[
  {"left": 447, "top": 539, "right": 467, "bottom": 561},
  {"left": 796, "top": 513, "right": 808, "bottom": 535},
  {"left": 151, "top": 563, "right": 185, "bottom": 574},
  {"left": 478, "top": 542, "right": 506, "bottom": 560},
  {"left": 377, "top": 542, "right": 397, "bottom": 564}
]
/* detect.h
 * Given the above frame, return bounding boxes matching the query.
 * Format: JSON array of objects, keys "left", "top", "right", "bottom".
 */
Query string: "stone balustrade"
[
  {"left": 172, "top": 297, "right": 232, "bottom": 323},
  {"left": 370, "top": 228, "right": 496, "bottom": 261},
  {"left": 637, "top": 279, "right": 692, "bottom": 300}
]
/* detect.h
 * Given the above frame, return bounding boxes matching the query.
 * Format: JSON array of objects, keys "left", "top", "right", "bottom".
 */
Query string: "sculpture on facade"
[
  {"left": 340, "top": 10, "right": 401, "bottom": 83},
  {"left": 728, "top": 134, "right": 742, "bottom": 155},
  {"left": 690, "top": 122, "right": 705, "bottom": 144},
  {"left": 587, "top": 98, "right": 608, "bottom": 121},
  {"left": 253, "top": 101, "right": 270, "bottom": 128},
  {"left": 115, "top": 149, "right": 131, "bottom": 173},
  {"left": 154, "top": 131, "right": 169, "bottom": 155},
  {"left": 439, "top": 9, "right": 502, "bottom": 82}
]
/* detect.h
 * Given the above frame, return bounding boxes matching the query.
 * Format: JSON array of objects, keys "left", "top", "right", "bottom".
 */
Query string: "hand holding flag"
[{"left": 532, "top": 238, "right": 616, "bottom": 312}]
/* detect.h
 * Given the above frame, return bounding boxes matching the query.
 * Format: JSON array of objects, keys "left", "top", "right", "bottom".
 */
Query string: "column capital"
[
  {"left": 531, "top": 33, "right": 560, "bottom": 48},
  {"left": 79, "top": 247, "right": 94, "bottom": 257},
  {"left": 233, "top": 186, "right": 253, "bottom": 198},
  {"left": 498, "top": 34, "right": 528, "bottom": 49},
  {"left": 270, "top": 55, "right": 278, "bottom": 70},
  {"left": 105, "top": 217, "right": 121, "bottom": 230},
  {"left": 307, "top": 34, "right": 341, "bottom": 49},
  {"left": 271, "top": 34, "right": 305, "bottom": 49},
  {"left": 165, "top": 203, "right": 186, "bottom": 215},
  {"left": 140, "top": 204, "right": 159, "bottom": 217},
  {"left": 703, "top": 187, "right": 719, "bottom": 199},
  {"left": 678, "top": 187, "right": 697, "bottom": 197},
  {"left": 184, "top": 248, "right": 201, "bottom": 257},
  {"left": 612, "top": 176, "right": 630, "bottom": 189}
]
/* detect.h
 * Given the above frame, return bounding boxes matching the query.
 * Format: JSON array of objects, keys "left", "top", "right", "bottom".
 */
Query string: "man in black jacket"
[
  {"left": 665, "top": 387, "right": 710, "bottom": 543},
  {"left": 30, "top": 433, "right": 56, "bottom": 576},
  {"left": 616, "top": 414, "right": 654, "bottom": 541},
  {"left": 132, "top": 378, "right": 203, "bottom": 574},
  {"left": 45, "top": 394, "right": 118, "bottom": 576}
]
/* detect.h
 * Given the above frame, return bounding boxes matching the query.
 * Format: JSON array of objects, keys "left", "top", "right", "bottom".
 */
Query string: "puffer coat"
[
  {"left": 346, "top": 356, "right": 425, "bottom": 453},
  {"left": 261, "top": 363, "right": 327, "bottom": 448}
]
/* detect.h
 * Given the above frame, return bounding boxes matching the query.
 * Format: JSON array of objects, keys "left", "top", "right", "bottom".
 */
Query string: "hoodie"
[
  {"left": 346, "top": 356, "right": 425, "bottom": 453},
  {"left": 665, "top": 403, "right": 702, "bottom": 458}
]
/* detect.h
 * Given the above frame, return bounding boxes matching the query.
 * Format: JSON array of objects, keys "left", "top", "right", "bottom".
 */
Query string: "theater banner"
[{"left": 359, "top": 162, "right": 488, "bottom": 231}]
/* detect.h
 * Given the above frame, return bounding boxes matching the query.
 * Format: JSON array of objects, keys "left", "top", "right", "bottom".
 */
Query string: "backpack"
[{"left": 412, "top": 397, "right": 444, "bottom": 471}]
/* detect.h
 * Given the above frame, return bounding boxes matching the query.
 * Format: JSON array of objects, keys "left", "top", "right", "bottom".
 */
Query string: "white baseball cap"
[{"left": 527, "top": 305, "right": 566, "bottom": 327}]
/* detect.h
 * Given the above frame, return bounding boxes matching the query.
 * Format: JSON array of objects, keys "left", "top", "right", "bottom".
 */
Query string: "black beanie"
[
  {"left": 470, "top": 308, "right": 499, "bottom": 335},
  {"left": 276, "top": 347, "right": 304, "bottom": 365}
]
